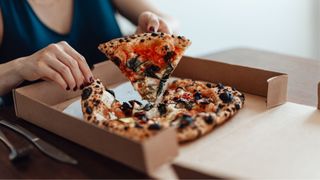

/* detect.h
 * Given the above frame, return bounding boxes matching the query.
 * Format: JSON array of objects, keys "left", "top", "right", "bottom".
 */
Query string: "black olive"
[
  {"left": 235, "top": 103, "right": 241, "bottom": 110},
  {"left": 145, "top": 65, "right": 160, "bottom": 79},
  {"left": 127, "top": 57, "right": 141, "bottom": 71},
  {"left": 194, "top": 91, "right": 202, "bottom": 101},
  {"left": 129, "top": 100, "right": 142, "bottom": 106},
  {"left": 163, "top": 51, "right": 176, "bottom": 63},
  {"left": 204, "top": 115, "right": 214, "bottom": 124},
  {"left": 219, "top": 92, "right": 233, "bottom": 103},
  {"left": 112, "top": 57, "right": 121, "bottom": 66},
  {"left": 106, "top": 89, "right": 115, "bottom": 97},
  {"left": 93, "top": 100, "right": 100, "bottom": 106},
  {"left": 86, "top": 106, "right": 92, "bottom": 114},
  {"left": 157, "top": 79, "right": 166, "bottom": 96},
  {"left": 157, "top": 103, "right": 167, "bottom": 116},
  {"left": 120, "top": 102, "right": 132, "bottom": 116},
  {"left": 178, "top": 114, "right": 193, "bottom": 129},
  {"left": 217, "top": 83, "right": 224, "bottom": 89},
  {"left": 143, "top": 103, "right": 154, "bottom": 111},
  {"left": 81, "top": 87, "right": 92, "bottom": 100},
  {"left": 148, "top": 123, "right": 161, "bottom": 130}
]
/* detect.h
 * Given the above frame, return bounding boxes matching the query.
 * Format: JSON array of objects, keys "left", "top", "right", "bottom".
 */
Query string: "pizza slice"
[{"left": 98, "top": 32, "right": 191, "bottom": 102}]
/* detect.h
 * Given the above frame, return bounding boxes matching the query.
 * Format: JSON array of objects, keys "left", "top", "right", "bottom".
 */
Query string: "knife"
[{"left": 0, "top": 120, "right": 78, "bottom": 165}]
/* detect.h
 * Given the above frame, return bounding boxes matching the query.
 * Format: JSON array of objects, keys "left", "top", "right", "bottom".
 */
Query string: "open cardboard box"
[
  {"left": 169, "top": 60, "right": 320, "bottom": 179},
  {"left": 13, "top": 56, "right": 288, "bottom": 176}
]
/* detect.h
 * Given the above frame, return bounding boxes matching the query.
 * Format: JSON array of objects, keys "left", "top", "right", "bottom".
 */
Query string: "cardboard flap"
[
  {"left": 267, "top": 75, "right": 288, "bottom": 108},
  {"left": 174, "top": 56, "right": 288, "bottom": 107}
]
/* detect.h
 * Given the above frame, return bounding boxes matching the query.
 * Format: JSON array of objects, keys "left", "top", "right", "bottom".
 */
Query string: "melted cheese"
[{"left": 101, "top": 91, "right": 115, "bottom": 108}]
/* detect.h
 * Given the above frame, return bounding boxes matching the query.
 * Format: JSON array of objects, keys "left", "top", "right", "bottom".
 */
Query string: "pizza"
[
  {"left": 81, "top": 79, "right": 164, "bottom": 141},
  {"left": 152, "top": 79, "right": 245, "bottom": 142},
  {"left": 81, "top": 79, "right": 245, "bottom": 143},
  {"left": 98, "top": 32, "right": 191, "bottom": 102}
]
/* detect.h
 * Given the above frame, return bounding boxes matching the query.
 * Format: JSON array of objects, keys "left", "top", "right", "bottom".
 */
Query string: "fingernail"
[
  {"left": 73, "top": 86, "right": 77, "bottom": 91},
  {"left": 149, "top": 26, "right": 155, "bottom": 32},
  {"left": 89, "top": 77, "right": 94, "bottom": 83},
  {"left": 66, "top": 86, "right": 70, "bottom": 91},
  {"left": 80, "top": 84, "right": 84, "bottom": 90}
]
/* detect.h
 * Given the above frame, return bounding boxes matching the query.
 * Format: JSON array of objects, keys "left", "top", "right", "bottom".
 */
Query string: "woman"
[{"left": 0, "top": 0, "right": 177, "bottom": 106}]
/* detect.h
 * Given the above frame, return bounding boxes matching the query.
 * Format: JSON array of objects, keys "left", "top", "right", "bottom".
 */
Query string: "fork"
[{"left": 0, "top": 128, "right": 32, "bottom": 162}]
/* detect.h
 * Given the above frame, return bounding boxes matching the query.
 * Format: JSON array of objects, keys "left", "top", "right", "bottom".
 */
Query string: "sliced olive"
[
  {"left": 81, "top": 87, "right": 92, "bottom": 100},
  {"left": 219, "top": 92, "right": 233, "bottom": 103},
  {"left": 157, "top": 103, "right": 167, "bottom": 116},
  {"left": 178, "top": 114, "right": 193, "bottom": 129},
  {"left": 194, "top": 91, "right": 202, "bottom": 101},
  {"left": 143, "top": 103, "right": 154, "bottom": 111}
]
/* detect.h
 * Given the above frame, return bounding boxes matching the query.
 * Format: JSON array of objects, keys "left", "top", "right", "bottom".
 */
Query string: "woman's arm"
[
  {"left": 0, "top": 59, "right": 24, "bottom": 95},
  {"left": 112, "top": 0, "right": 179, "bottom": 33},
  {"left": 0, "top": 41, "right": 94, "bottom": 96}
]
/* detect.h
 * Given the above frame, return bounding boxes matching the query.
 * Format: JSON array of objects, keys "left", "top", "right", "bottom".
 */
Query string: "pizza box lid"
[{"left": 13, "top": 56, "right": 288, "bottom": 176}]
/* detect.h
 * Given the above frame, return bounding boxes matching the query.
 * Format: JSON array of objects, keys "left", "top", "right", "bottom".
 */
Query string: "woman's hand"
[
  {"left": 136, "top": 11, "right": 172, "bottom": 34},
  {"left": 15, "top": 41, "right": 93, "bottom": 91}
]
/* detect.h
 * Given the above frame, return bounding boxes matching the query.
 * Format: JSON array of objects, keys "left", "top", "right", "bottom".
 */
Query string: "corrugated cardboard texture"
[
  {"left": 173, "top": 56, "right": 287, "bottom": 108},
  {"left": 173, "top": 94, "right": 320, "bottom": 178}
]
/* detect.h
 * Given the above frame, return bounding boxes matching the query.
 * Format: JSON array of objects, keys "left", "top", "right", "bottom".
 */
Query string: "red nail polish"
[
  {"left": 66, "top": 86, "right": 70, "bottom": 91},
  {"left": 149, "top": 26, "right": 155, "bottom": 32},
  {"left": 80, "top": 84, "right": 84, "bottom": 90},
  {"left": 73, "top": 86, "right": 77, "bottom": 91},
  {"left": 90, "top": 77, "right": 94, "bottom": 83}
]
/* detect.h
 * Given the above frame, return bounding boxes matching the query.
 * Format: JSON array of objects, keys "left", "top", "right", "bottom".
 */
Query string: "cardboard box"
[
  {"left": 13, "top": 60, "right": 178, "bottom": 174},
  {"left": 13, "top": 56, "right": 288, "bottom": 176},
  {"left": 170, "top": 59, "right": 320, "bottom": 178}
]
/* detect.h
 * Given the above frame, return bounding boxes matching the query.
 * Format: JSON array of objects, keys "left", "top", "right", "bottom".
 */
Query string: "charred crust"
[
  {"left": 112, "top": 57, "right": 121, "bottom": 66},
  {"left": 163, "top": 51, "right": 176, "bottom": 63},
  {"left": 148, "top": 123, "right": 161, "bottom": 130},
  {"left": 204, "top": 115, "right": 214, "bottom": 125}
]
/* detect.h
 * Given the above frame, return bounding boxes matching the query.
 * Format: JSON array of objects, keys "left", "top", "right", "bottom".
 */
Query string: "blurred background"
[{"left": 116, "top": 0, "right": 319, "bottom": 60}]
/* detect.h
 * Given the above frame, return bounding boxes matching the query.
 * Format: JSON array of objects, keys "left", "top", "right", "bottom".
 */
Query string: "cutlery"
[
  {"left": 0, "top": 119, "right": 78, "bottom": 165},
  {"left": 0, "top": 128, "right": 32, "bottom": 162}
]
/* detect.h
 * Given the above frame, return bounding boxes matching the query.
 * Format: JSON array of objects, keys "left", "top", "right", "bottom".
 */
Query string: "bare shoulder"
[{"left": 0, "top": 8, "right": 3, "bottom": 46}]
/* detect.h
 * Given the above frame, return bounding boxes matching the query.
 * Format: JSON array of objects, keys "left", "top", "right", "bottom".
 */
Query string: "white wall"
[{"left": 117, "top": 0, "right": 319, "bottom": 59}]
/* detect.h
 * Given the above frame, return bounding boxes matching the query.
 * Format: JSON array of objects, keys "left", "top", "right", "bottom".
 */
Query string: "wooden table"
[{"left": 1, "top": 48, "right": 319, "bottom": 178}]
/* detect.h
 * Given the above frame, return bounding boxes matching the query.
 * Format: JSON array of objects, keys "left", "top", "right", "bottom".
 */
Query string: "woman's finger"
[
  {"left": 59, "top": 41, "right": 93, "bottom": 83},
  {"left": 44, "top": 55, "right": 77, "bottom": 90},
  {"left": 138, "top": 12, "right": 160, "bottom": 32},
  {"left": 158, "top": 18, "right": 172, "bottom": 34},
  {"left": 38, "top": 63, "right": 68, "bottom": 90},
  {"left": 55, "top": 47, "right": 85, "bottom": 90}
]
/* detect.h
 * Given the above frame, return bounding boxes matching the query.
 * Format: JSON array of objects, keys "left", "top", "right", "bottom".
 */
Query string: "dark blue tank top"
[{"left": 0, "top": 0, "right": 122, "bottom": 106}]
